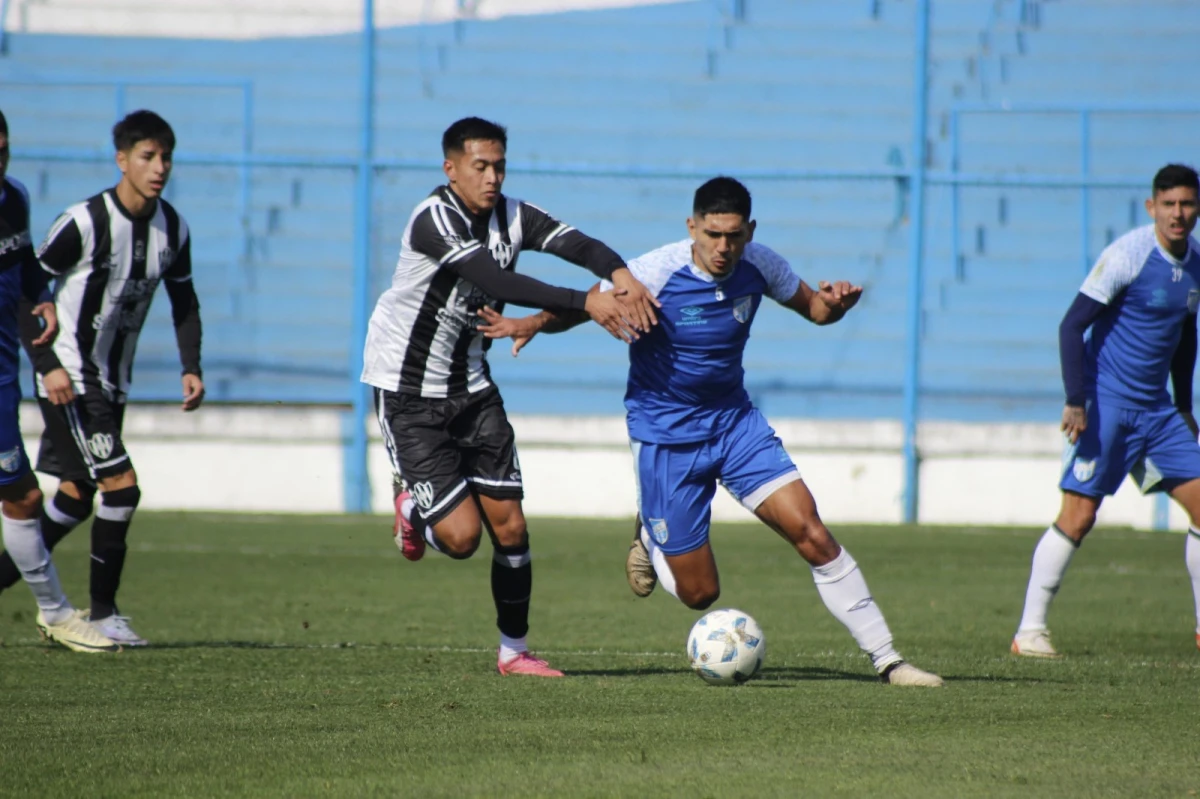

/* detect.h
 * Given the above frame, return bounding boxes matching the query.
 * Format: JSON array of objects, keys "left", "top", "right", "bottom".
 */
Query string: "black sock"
[
  {"left": 491, "top": 538, "right": 532, "bottom": 639},
  {"left": 0, "top": 489, "right": 95, "bottom": 592},
  {"left": 90, "top": 486, "right": 141, "bottom": 620}
]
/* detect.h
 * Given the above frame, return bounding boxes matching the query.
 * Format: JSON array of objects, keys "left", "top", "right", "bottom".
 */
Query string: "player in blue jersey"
[
  {"left": 478, "top": 177, "right": 943, "bottom": 686},
  {"left": 1012, "top": 164, "right": 1200, "bottom": 658},
  {"left": 0, "top": 110, "right": 119, "bottom": 652}
]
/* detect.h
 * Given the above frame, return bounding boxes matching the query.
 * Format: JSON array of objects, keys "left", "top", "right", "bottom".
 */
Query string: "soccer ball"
[{"left": 686, "top": 608, "right": 765, "bottom": 685}]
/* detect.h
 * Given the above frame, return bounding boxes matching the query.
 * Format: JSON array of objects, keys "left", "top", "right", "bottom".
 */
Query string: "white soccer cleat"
[
  {"left": 36, "top": 610, "right": 121, "bottom": 654},
  {"left": 1011, "top": 629, "right": 1060, "bottom": 659},
  {"left": 625, "top": 526, "right": 656, "bottom": 598},
  {"left": 89, "top": 613, "right": 149, "bottom": 647},
  {"left": 880, "top": 661, "right": 944, "bottom": 687}
]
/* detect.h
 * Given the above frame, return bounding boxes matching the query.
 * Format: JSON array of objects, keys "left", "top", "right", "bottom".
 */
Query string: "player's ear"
[
  {"left": 686, "top": 215, "right": 697, "bottom": 240},
  {"left": 1145, "top": 196, "right": 1156, "bottom": 219},
  {"left": 115, "top": 149, "right": 129, "bottom": 176},
  {"left": 443, "top": 157, "right": 457, "bottom": 184},
  {"left": 746, "top": 219, "right": 756, "bottom": 243}
]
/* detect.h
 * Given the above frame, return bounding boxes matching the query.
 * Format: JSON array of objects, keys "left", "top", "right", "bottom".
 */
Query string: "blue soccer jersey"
[
  {"left": 602, "top": 239, "right": 801, "bottom": 444},
  {"left": 1080, "top": 225, "right": 1200, "bottom": 408},
  {"left": 0, "top": 177, "right": 39, "bottom": 388}
]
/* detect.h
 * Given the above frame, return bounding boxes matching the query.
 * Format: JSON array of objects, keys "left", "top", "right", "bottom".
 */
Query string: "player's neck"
[{"left": 113, "top": 181, "right": 158, "bottom": 219}]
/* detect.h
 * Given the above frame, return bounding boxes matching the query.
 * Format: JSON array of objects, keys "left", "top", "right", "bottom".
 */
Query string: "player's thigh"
[
  {"left": 717, "top": 407, "right": 801, "bottom": 514},
  {"left": 35, "top": 395, "right": 106, "bottom": 484},
  {"left": 374, "top": 388, "right": 470, "bottom": 527},
  {"left": 632, "top": 438, "right": 719, "bottom": 558},
  {"left": 1059, "top": 402, "right": 1134, "bottom": 498},
  {"left": 1141, "top": 409, "right": 1200, "bottom": 523},
  {"left": 663, "top": 542, "right": 720, "bottom": 606},
  {"left": 453, "top": 387, "right": 523, "bottom": 505},
  {"left": 0, "top": 383, "right": 39, "bottom": 510}
]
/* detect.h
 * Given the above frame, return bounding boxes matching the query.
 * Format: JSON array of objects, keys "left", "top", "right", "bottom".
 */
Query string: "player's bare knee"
[
  {"left": 3, "top": 484, "right": 43, "bottom": 519},
  {"left": 680, "top": 583, "right": 720, "bottom": 611},
  {"left": 438, "top": 527, "right": 483, "bottom": 559},
  {"left": 1055, "top": 510, "right": 1094, "bottom": 541}
]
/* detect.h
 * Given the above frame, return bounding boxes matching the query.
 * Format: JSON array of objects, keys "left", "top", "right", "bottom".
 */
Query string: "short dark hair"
[
  {"left": 1153, "top": 164, "right": 1199, "bottom": 195},
  {"left": 442, "top": 117, "right": 507, "bottom": 157},
  {"left": 112, "top": 110, "right": 175, "bottom": 153},
  {"left": 0, "top": 109, "right": 7, "bottom": 137},
  {"left": 693, "top": 176, "right": 752, "bottom": 219}
]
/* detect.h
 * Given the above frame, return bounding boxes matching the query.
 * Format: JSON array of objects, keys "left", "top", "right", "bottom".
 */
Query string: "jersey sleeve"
[
  {"left": 163, "top": 220, "right": 193, "bottom": 283},
  {"left": 517, "top": 201, "right": 624, "bottom": 280},
  {"left": 1079, "top": 241, "right": 1142, "bottom": 305},
  {"left": 746, "top": 243, "right": 802, "bottom": 303},
  {"left": 408, "top": 204, "right": 481, "bottom": 267},
  {"left": 37, "top": 211, "right": 85, "bottom": 276}
]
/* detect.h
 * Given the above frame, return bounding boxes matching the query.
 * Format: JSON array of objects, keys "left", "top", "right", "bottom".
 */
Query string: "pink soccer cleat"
[
  {"left": 497, "top": 651, "right": 564, "bottom": 677},
  {"left": 392, "top": 490, "right": 425, "bottom": 562}
]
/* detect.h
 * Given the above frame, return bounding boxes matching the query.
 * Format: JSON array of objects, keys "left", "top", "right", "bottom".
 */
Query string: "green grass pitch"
[{"left": 1, "top": 513, "right": 1198, "bottom": 797}]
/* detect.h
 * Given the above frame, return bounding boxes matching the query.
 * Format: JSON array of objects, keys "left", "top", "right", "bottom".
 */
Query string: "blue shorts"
[
  {"left": 0, "top": 381, "right": 31, "bottom": 486},
  {"left": 631, "top": 407, "right": 799, "bottom": 556},
  {"left": 1060, "top": 402, "right": 1200, "bottom": 497}
]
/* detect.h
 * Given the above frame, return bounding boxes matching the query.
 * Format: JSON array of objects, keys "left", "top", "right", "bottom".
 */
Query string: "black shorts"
[
  {"left": 374, "top": 385, "right": 523, "bottom": 525},
  {"left": 36, "top": 389, "right": 130, "bottom": 483}
]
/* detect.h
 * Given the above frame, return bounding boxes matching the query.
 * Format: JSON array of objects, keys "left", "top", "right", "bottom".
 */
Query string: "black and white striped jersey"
[
  {"left": 361, "top": 185, "right": 624, "bottom": 398},
  {"left": 32, "top": 189, "right": 202, "bottom": 402}
]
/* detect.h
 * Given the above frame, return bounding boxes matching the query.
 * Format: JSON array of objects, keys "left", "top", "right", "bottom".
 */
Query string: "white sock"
[
  {"left": 811, "top": 548, "right": 901, "bottom": 672},
  {"left": 2, "top": 514, "right": 72, "bottom": 623},
  {"left": 640, "top": 526, "right": 679, "bottom": 599},
  {"left": 402, "top": 498, "right": 445, "bottom": 554},
  {"left": 499, "top": 633, "right": 527, "bottom": 662},
  {"left": 1187, "top": 528, "right": 1200, "bottom": 635},
  {"left": 1017, "top": 525, "right": 1078, "bottom": 633}
]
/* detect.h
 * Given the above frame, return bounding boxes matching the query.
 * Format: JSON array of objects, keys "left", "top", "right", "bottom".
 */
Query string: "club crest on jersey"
[
  {"left": 648, "top": 518, "right": 669, "bottom": 545},
  {"left": 87, "top": 433, "right": 114, "bottom": 461},
  {"left": 1072, "top": 458, "right": 1096, "bottom": 483},
  {"left": 410, "top": 481, "right": 435, "bottom": 510},
  {"left": 1188, "top": 289, "right": 1200, "bottom": 313},
  {"left": 733, "top": 296, "right": 753, "bottom": 324},
  {"left": 0, "top": 447, "right": 22, "bottom": 473}
]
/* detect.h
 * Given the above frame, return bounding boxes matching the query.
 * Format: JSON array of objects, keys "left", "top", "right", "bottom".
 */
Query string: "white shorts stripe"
[
  {"left": 737, "top": 470, "right": 802, "bottom": 513},
  {"left": 466, "top": 476, "right": 522, "bottom": 489},
  {"left": 425, "top": 480, "right": 469, "bottom": 518},
  {"left": 374, "top": 390, "right": 403, "bottom": 477},
  {"left": 63, "top": 403, "right": 98, "bottom": 479}
]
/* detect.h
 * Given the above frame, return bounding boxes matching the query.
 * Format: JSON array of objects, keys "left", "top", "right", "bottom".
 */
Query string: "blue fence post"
[
  {"left": 1080, "top": 109, "right": 1091, "bottom": 274},
  {"left": 950, "top": 109, "right": 961, "bottom": 280},
  {"left": 0, "top": 0, "right": 12, "bottom": 55},
  {"left": 901, "top": 0, "right": 931, "bottom": 525},
  {"left": 345, "top": 0, "right": 376, "bottom": 513},
  {"left": 234, "top": 81, "right": 253, "bottom": 320}
]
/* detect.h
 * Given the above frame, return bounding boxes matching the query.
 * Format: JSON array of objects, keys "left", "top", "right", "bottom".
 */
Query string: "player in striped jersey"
[
  {"left": 0, "top": 109, "right": 119, "bottom": 652},
  {"left": 362, "top": 117, "right": 657, "bottom": 677},
  {"left": 0, "top": 110, "right": 203, "bottom": 647}
]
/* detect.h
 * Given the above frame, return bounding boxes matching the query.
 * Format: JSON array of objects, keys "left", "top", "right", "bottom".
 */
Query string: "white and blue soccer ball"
[{"left": 686, "top": 608, "right": 765, "bottom": 685}]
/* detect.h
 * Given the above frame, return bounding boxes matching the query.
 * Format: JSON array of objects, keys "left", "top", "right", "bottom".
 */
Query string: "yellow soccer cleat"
[{"left": 36, "top": 609, "right": 121, "bottom": 654}]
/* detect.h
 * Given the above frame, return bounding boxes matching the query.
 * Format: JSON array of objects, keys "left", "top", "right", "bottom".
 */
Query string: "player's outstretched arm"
[
  {"left": 784, "top": 279, "right": 863, "bottom": 325},
  {"left": 163, "top": 240, "right": 204, "bottom": 412},
  {"left": 476, "top": 306, "right": 590, "bottom": 357},
  {"left": 1171, "top": 313, "right": 1199, "bottom": 438},
  {"left": 520, "top": 203, "right": 659, "bottom": 331}
]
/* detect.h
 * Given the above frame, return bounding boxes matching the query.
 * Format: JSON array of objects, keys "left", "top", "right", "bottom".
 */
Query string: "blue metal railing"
[{"left": 948, "top": 103, "right": 1200, "bottom": 280}]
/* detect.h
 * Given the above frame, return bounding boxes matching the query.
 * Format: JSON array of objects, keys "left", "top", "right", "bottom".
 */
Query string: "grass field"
[{"left": 1, "top": 513, "right": 1198, "bottom": 798}]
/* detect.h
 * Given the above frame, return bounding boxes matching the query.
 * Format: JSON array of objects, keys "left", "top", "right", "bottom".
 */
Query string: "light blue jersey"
[
  {"left": 602, "top": 240, "right": 800, "bottom": 444},
  {"left": 1081, "top": 225, "right": 1200, "bottom": 408}
]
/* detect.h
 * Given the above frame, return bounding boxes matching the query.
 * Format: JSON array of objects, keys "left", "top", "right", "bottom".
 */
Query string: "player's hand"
[
  {"left": 28, "top": 302, "right": 58, "bottom": 347},
  {"left": 1181, "top": 410, "right": 1200, "bottom": 440},
  {"left": 609, "top": 267, "right": 660, "bottom": 332},
  {"left": 477, "top": 306, "right": 540, "bottom": 357},
  {"left": 181, "top": 373, "right": 205, "bottom": 412},
  {"left": 584, "top": 288, "right": 639, "bottom": 343},
  {"left": 1061, "top": 404, "right": 1087, "bottom": 444},
  {"left": 42, "top": 368, "right": 76, "bottom": 405},
  {"left": 817, "top": 280, "right": 863, "bottom": 313}
]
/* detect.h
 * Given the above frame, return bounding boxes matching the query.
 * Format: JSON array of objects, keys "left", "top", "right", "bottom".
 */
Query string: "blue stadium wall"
[{"left": 2, "top": 0, "right": 1198, "bottom": 422}]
